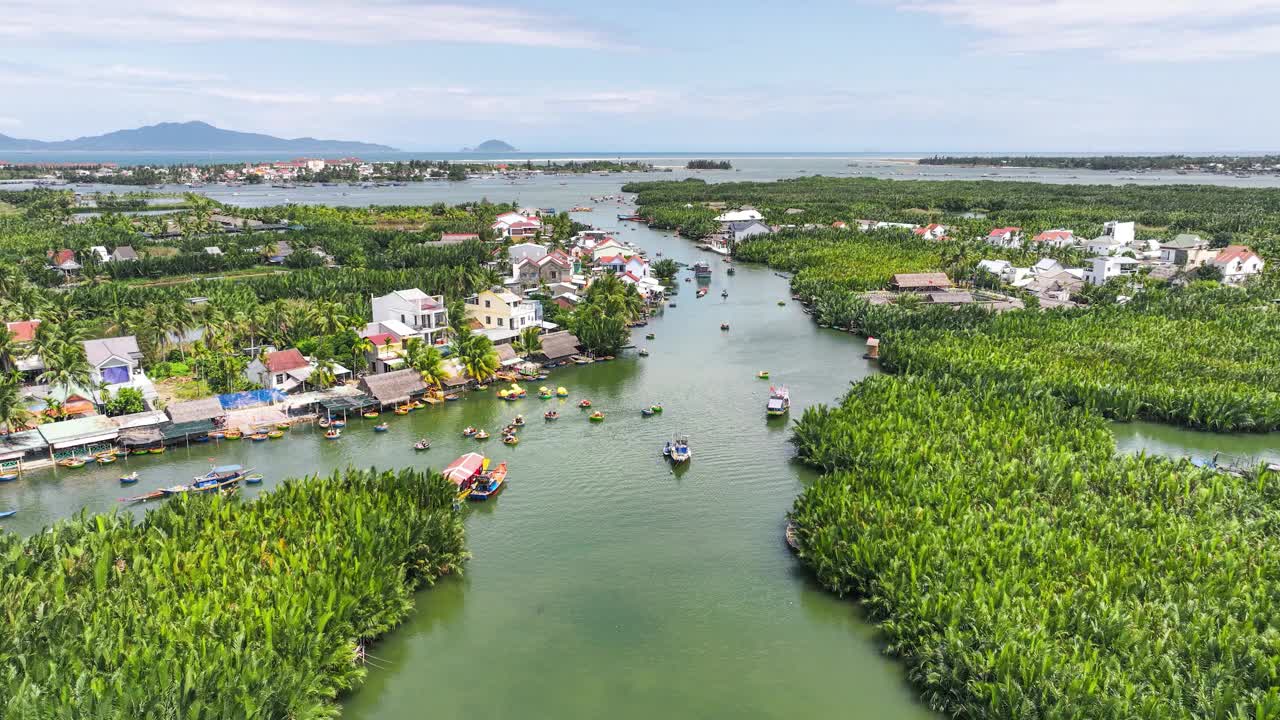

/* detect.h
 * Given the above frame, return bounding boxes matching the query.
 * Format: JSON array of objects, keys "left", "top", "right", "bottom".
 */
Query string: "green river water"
[{"left": 2, "top": 206, "right": 1277, "bottom": 718}]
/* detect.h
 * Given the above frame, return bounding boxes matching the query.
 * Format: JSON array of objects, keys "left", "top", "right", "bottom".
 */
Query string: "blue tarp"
[{"left": 218, "top": 389, "right": 286, "bottom": 410}]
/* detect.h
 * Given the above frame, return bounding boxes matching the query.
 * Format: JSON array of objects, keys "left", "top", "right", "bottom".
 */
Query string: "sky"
[{"left": 2, "top": 0, "right": 1279, "bottom": 152}]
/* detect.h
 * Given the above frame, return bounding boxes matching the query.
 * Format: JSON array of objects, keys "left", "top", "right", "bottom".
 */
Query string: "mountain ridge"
[{"left": 0, "top": 121, "right": 396, "bottom": 153}]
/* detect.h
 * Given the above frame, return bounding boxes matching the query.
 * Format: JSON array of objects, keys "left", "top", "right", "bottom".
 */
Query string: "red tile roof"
[
  {"left": 1214, "top": 245, "right": 1260, "bottom": 265},
  {"left": 263, "top": 348, "right": 308, "bottom": 372},
  {"left": 365, "top": 333, "right": 395, "bottom": 347},
  {"left": 988, "top": 227, "right": 1022, "bottom": 236},
  {"left": 1033, "top": 230, "right": 1074, "bottom": 242},
  {"left": 53, "top": 249, "right": 76, "bottom": 265},
  {"left": 5, "top": 320, "right": 40, "bottom": 343}
]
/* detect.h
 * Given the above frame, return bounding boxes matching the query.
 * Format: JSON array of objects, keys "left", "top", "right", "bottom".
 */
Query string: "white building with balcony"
[{"left": 371, "top": 288, "right": 450, "bottom": 346}]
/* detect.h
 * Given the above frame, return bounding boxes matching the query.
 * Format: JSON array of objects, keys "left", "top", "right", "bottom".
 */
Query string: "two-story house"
[
  {"left": 491, "top": 212, "right": 542, "bottom": 238},
  {"left": 83, "top": 336, "right": 156, "bottom": 405},
  {"left": 1031, "top": 229, "right": 1077, "bottom": 248},
  {"left": 1210, "top": 245, "right": 1265, "bottom": 285},
  {"left": 371, "top": 289, "right": 450, "bottom": 346},
  {"left": 465, "top": 288, "right": 541, "bottom": 343},
  {"left": 1086, "top": 256, "right": 1140, "bottom": 286},
  {"left": 1159, "top": 234, "right": 1215, "bottom": 267},
  {"left": 986, "top": 227, "right": 1024, "bottom": 248},
  {"left": 509, "top": 250, "right": 573, "bottom": 292}
]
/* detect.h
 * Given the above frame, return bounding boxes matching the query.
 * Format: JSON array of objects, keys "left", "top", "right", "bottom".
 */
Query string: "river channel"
[{"left": 2, "top": 184, "right": 1278, "bottom": 718}]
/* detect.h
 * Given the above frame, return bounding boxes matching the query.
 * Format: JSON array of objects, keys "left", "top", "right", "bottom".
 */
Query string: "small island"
[
  {"left": 686, "top": 159, "right": 732, "bottom": 170},
  {"left": 463, "top": 139, "right": 518, "bottom": 152}
]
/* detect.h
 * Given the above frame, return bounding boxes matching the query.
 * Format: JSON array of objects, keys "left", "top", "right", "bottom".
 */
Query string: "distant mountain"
[
  {"left": 0, "top": 121, "right": 396, "bottom": 153},
  {"left": 462, "top": 139, "right": 518, "bottom": 152}
]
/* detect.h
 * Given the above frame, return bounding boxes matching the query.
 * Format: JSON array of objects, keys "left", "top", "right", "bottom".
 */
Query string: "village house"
[
  {"left": 111, "top": 246, "right": 139, "bottom": 262},
  {"left": 891, "top": 272, "right": 954, "bottom": 292},
  {"left": 714, "top": 208, "right": 763, "bottom": 223},
  {"left": 507, "top": 246, "right": 573, "bottom": 292},
  {"left": 465, "top": 287, "right": 542, "bottom": 343},
  {"left": 89, "top": 246, "right": 110, "bottom": 263},
  {"left": 363, "top": 333, "right": 408, "bottom": 374},
  {"left": 264, "top": 241, "right": 293, "bottom": 264},
  {"left": 913, "top": 223, "right": 949, "bottom": 241},
  {"left": 48, "top": 249, "right": 81, "bottom": 276},
  {"left": 83, "top": 336, "right": 156, "bottom": 405},
  {"left": 1210, "top": 245, "right": 1265, "bottom": 285},
  {"left": 509, "top": 242, "right": 548, "bottom": 263},
  {"left": 725, "top": 219, "right": 772, "bottom": 244},
  {"left": 1031, "top": 229, "right": 1076, "bottom": 248},
  {"left": 1086, "top": 256, "right": 1141, "bottom": 286},
  {"left": 1159, "top": 234, "right": 1216, "bottom": 267},
  {"left": 244, "top": 348, "right": 350, "bottom": 393},
  {"left": 370, "top": 289, "right": 450, "bottom": 346},
  {"left": 491, "top": 212, "right": 543, "bottom": 238},
  {"left": 590, "top": 239, "right": 636, "bottom": 262},
  {"left": 4, "top": 320, "right": 43, "bottom": 377},
  {"left": 986, "top": 227, "right": 1024, "bottom": 249}
]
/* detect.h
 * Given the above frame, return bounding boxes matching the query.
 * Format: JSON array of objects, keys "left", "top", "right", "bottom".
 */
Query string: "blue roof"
[{"left": 213, "top": 465, "right": 243, "bottom": 474}]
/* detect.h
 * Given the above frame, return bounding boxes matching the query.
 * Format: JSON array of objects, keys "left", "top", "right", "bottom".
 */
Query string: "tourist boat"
[
  {"left": 267, "top": 429, "right": 285, "bottom": 439},
  {"left": 669, "top": 302, "right": 677, "bottom": 308},
  {"left": 544, "top": 410, "right": 559, "bottom": 420},
  {"left": 512, "top": 415, "right": 525, "bottom": 427},
  {"left": 394, "top": 406, "right": 410, "bottom": 415},
  {"left": 767, "top": 386, "right": 791, "bottom": 417},
  {"left": 578, "top": 399, "right": 592, "bottom": 408},
  {"left": 641, "top": 407, "right": 656, "bottom": 417},
  {"left": 225, "top": 430, "right": 242, "bottom": 440},
  {"left": 96, "top": 453, "right": 118, "bottom": 464},
  {"left": 250, "top": 433, "right": 269, "bottom": 442},
  {"left": 696, "top": 288, "right": 708, "bottom": 298},
  {"left": 692, "top": 261, "right": 712, "bottom": 278},
  {"left": 727, "top": 267, "right": 736, "bottom": 275},
  {"left": 721, "top": 290, "right": 729, "bottom": 298},
  {"left": 556, "top": 387, "right": 569, "bottom": 397},
  {"left": 475, "top": 430, "right": 490, "bottom": 440},
  {"left": 463, "top": 426, "right": 478, "bottom": 437},
  {"left": 0, "top": 472, "right": 18, "bottom": 482},
  {"left": 589, "top": 411, "right": 605, "bottom": 422},
  {"left": 721, "top": 323, "right": 730, "bottom": 331},
  {"left": 0, "top": 510, "right": 16, "bottom": 519},
  {"left": 540, "top": 390, "right": 553, "bottom": 399},
  {"left": 467, "top": 462, "right": 507, "bottom": 501},
  {"left": 170, "top": 465, "right": 246, "bottom": 495},
  {"left": 150, "top": 446, "right": 166, "bottom": 454},
  {"left": 785, "top": 520, "right": 800, "bottom": 551},
  {"left": 757, "top": 371, "right": 770, "bottom": 379},
  {"left": 60, "top": 458, "right": 87, "bottom": 469},
  {"left": 414, "top": 438, "right": 431, "bottom": 451},
  {"left": 617, "top": 213, "right": 644, "bottom": 221},
  {"left": 373, "top": 423, "right": 389, "bottom": 433},
  {"left": 646, "top": 333, "right": 655, "bottom": 340},
  {"left": 331, "top": 419, "right": 346, "bottom": 428},
  {"left": 444, "top": 453, "right": 489, "bottom": 501},
  {"left": 119, "top": 471, "right": 139, "bottom": 485},
  {"left": 638, "top": 348, "right": 649, "bottom": 357},
  {"left": 245, "top": 473, "right": 264, "bottom": 485},
  {"left": 324, "top": 428, "right": 342, "bottom": 440},
  {"left": 503, "top": 434, "right": 519, "bottom": 446},
  {"left": 363, "top": 411, "right": 380, "bottom": 419},
  {"left": 664, "top": 435, "right": 691, "bottom": 464}
]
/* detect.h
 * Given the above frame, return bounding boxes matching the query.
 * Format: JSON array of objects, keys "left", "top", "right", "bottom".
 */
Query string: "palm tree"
[
  {"left": 0, "top": 373, "right": 35, "bottom": 433},
  {"left": 458, "top": 334, "right": 499, "bottom": 383},
  {"left": 351, "top": 337, "right": 374, "bottom": 374},
  {"left": 513, "top": 326, "right": 542, "bottom": 357},
  {"left": 310, "top": 301, "right": 352, "bottom": 336},
  {"left": 38, "top": 343, "right": 93, "bottom": 402},
  {"left": 400, "top": 337, "right": 446, "bottom": 388},
  {"left": 0, "top": 327, "right": 22, "bottom": 373}
]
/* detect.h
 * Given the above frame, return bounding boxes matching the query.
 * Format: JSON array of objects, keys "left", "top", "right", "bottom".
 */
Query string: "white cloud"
[
  {"left": 0, "top": 116, "right": 22, "bottom": 129},
  {"left": 897, "top": 0, "right": 1280, "bottom": 60},
  {"left": 0, "top": 0, "right": 610, "bottom": 49}
]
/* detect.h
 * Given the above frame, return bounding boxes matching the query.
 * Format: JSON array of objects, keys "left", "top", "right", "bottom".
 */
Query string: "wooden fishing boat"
[
  {"left": 467, "top": 462, "right": 507, "bottom": 501},
  {"left": 395, "top": 406, "right": 410, "bottom": 415},
  {"left": 193, "top": 434, "right": 211, "bottom": 443},
  {"left": 130, "top": 447, "right": 151, "bottom": 455},
  {"left": 757, "top": 371, "right": 770, "bottom": 379},
  {"left": 318, "top": 418, "right": 331, "bottom": 428},
  {"left": 250, "top": 433, "right": 269, "bottom": 442},
  {"left": 59, "top": 458, "right": 86, "bottom": 468},
  {"left": 589, "top": 411, "right": 605, "bottom": 422},
  {"left": 641, "top": 407, "right": 655, "bottom": 417},
  {"left": 119, "top": 472, "right": 139, "bottom": 485},
  {"left": 767, "top": 386, "right": 791, "bottom": 417},
  {"left": 373, "top": 423, "right": 389, "bottom": 433},
  {"left": 777, "top": 300, "right": 785, "bottom": 306},
  {"left": 414, "top": 438, "right": 432, "bottom": 451},
  {"left": 638, "top": 348, "right": 649, "bottom": 357},
  {"left": 331, "top": 420, "right": 346, "bottom": 428},
  {"left": 544, "top": 411, "right": 559, "bottom": 420},
  {"left": 727, "top": 266, "right": 736, "bottom": 275},
  {"left": 0, "top": 510, "right": 17, "bottom": 519},
  {"left": 462, "top": 426, "right": 478, "bottom": 437},
  {"left": 121, "top": 490, "right": 166, "bottom": 504},
  {"left": 444, "top": 453, "right": 489, "bottom": 501},
  {"left": 97, "top": 454, "right": 118, "bottom": 464},
  {"left": 445, "top": 394, "right": 462, "bottom": 402},
  {"left": 0, "top": 472, "right": 18, "bottom": 482},
  {"left": 245, "top": 473, "right": 264, "bottom": 485},
  {"left": 784, "top": 520, "right": 800, "bottom": 551},
  {"left": 721, "top": 290, "right": 729, "bottom": 298},
  {"left": 209, "top": 431, "right": 225, "bottom": 440},
  {"left": 720, "top": 323, "right": 730, "bottom": 331},
  {"left": 275, "top": 422, "right": 290, "bottom": 430},
  {"left": 697, "top": 287, "right": 708, "bottom": 298},
  {"left": 363, "top": 411, "right": 380, "bottom": 419},
  {"left": 475, "top": 429, "right": 490, "bottom": 440},
  {"left": 224, "top": 430, "right": 242, "bottom": 440},
  {"left": 267, "top": 429, "right": 284, "bottom": 439},
  {"left": 149, "top": 446, "right": 166, "bottom": 454},
  {"left": 645, "top": 333, "right": 656, "bottom": 340},
  {"left": 664, "top": 435, "right": 691, "bottom": 464},
  {"left": 503, "top": 434, "right": 519, "bottom": 445},
  {"left": 324, "top": 428, "right": 342, "bottom": 440}
]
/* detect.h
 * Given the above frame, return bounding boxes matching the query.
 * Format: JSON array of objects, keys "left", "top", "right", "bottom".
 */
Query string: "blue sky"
[{"left": 2, "top": 0, "right": 1278, "bottom": 151}]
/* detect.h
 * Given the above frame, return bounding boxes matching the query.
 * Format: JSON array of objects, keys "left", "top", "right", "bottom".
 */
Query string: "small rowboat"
[
  {"left": 96, "top": 454, "right": 118, "bottom": 464},
  {"left": 394, "top": 406, "right": 410, "bottom": 415},
  {"left": 331, "top": 420, "right": 346, "bottom": 428},
  {"left": 512, "top": 415, "right": 525, "bottom": 427},
  {"left": 503, "top": 434, "right": 519, "bottom": 445},
  {"left": 650, "top": 404, "right": 663, "bottom": 414},
  {"left": 721, "top": 290, "right": 728, "bottom": 298},
  {"left": 275, "top": 422, "right": 290, "bottom": 430},
  {"left": 720, "top": 323, "right": 730, "bottom": 331},
  {"left": 119, "top": 472, "right": 139, "bottom": 485},
  {"left": 130, "top": 447, "right": 151, "bottom": 455},
  {"left": 646, "top": 333, "right": 655, "bottom": 340},
  {"left": 224, "top": 431, "right": 242, "bottom": 440},
  {"left": 60, "top": 458, "right": 86, "bottom": 468},
  {"left": 373, "top": 423, "right": 389, "bottom": 433},
  {"left": 150, "top": 447, "right": 166, "bottom": 454},
  {"left": 209, "top": 431, "right": 225, "bottom": 440},
  {"left": 414, "top": 439, "right": 432, "bottom": 451},
  {"left": 250, "top": 433, "right": 269, "bottom": 442},
  {"left": 318, "top": 419, "right": 331, "bottom": 428},
  {"left": 462, "top": 426, "right": 478, "bottom": 437},
  {"left": 245, "top": 473, "right": 264, "bottom": 485},
  {"left": 267, "top": 430, "right": 284, "bottom": 439},
  {"left": 785, "top": 521, "right": 800, "bottom": 551},
  {"left": 638, "top": 348, "right": 649, "bottom": 357},
  {"left": 324, "top": 429, "right": 342, "bottom": 440},
  {"left": 777, "top": 300, "right": 786, "bottom": 306},
  {"left": 475, "top": 430, "right": 490, "bottom": 440},
  {"left": 363, "top": 411, "right": 380, "bottom": 419},
  {"left": 757, "top": 371, "right": 770, "bottom": 379},
  {"left": 589, "top": 411, "right": 605, "bottom": 422},
  {"left": 0, "top": 510, "right": 16, "bottom": 519},
  {"left": 540, "top": 391, "right": 553, "bottom": 399},
  {"left": 641, "top": 407, "right": 655, "bottom": 417},
  {"left": 556, "top": 387, "right": 568, "bottom": 397},
  {"left": 578, "top": 400, "right": 592, "bottom": 409},
  {"left": 544, "top": 411, "right": 559, "bottom": 420},
  {"left": 0, "top": 472, "right": 18, "bottom": 482}
]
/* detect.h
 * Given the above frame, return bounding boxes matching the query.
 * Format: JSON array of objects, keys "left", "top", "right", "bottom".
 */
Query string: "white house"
[
  {"left": 913, "top": 223, "right": 949, "bottom": 240},
  {"left": 491, "top": 212, "right": 542, "bottom": 238},
  {"left": 1031, "top": 229, "right": 1076, "bottom": 248},
  {"left": 89, "top": 246, "right": 110, "bottom": 263},
  {"left": 715, "top": 208, "right": 763, "bottom": 223},
  {"left": 1102, "top": 220, "right": 1136, "bottom": 247},
  {"left": 83, "top": 336, "right": 156, "bottom": 404},
  {"left": 1210, "top": 245, "right": 1266, "bottom": 285},
  {"left": 1086, "top": 238, "right": 1127, "bottom": 256},
  {"left": 726, "top": 220, "right": 772, "bottom": 243},
  {"left": 508, "top": 242, "right": 548, "bottom": 264},
  {"left": 244, "top": 348, "right": 349, "bottom": 393},
  {"left": 1086, "top": 256, "right": 1141, "bottom": 286},
  {"left": 976, "top": 259, "right": 1012, "bottom": 278},
  {"left": 986, "top": 227, "right": 1024, "bottom": 248},
  {"left": 1032, "top": 258, "right": 1066, "bottom": 276},
  {"left": 371, "top": 289, "right": 450, "bottom": 346}
]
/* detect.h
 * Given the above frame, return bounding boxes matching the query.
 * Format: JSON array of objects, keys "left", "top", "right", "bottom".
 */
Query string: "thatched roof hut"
[
  {"left": 358, "top": 369, "right": 427, "bottom": 406},
  {"left": 891, "top": 272, "right": 953, "bottom": 291},
  {"left": 165, "top": 397, "right": 225, "bottom": 425},
  {"left": 538, "top": 331, "right": 581, "bottom": 361}
]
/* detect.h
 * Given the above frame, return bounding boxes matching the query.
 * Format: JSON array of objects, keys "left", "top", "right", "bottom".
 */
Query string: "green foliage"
[
  {"left": 103, "top": 386, "right": 146, "bottom": 416},
  {"left": 570, "top": 273, "right": 642, "bottom": 355},
  {"left": 790, "top": 375, "right": 1280, "bottom": 719},
  {"left": 686, "top": 160, "right": 732, "bottom": 170},
  {"left": 0, "top": 466, "right": 467, "bottom": 718}
]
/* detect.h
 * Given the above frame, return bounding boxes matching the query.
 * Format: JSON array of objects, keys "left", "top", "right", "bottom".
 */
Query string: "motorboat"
[{"left": 767, "top": 386, "right": 791, "bottom": 417}]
